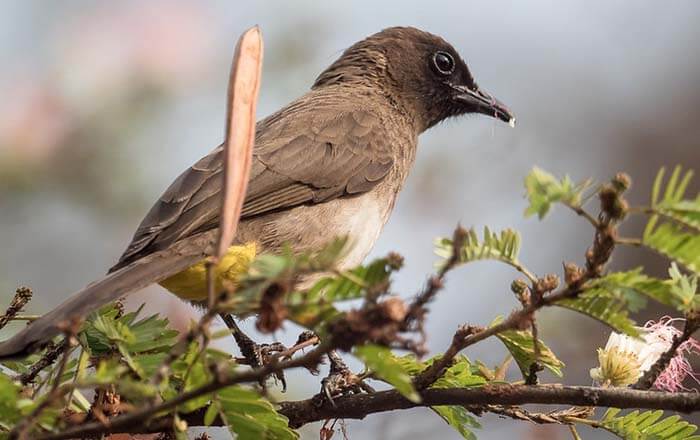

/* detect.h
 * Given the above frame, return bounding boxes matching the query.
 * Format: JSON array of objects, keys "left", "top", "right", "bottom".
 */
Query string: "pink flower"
[{"left": 644, "top": 317, "right": 700, "bottom": 392}]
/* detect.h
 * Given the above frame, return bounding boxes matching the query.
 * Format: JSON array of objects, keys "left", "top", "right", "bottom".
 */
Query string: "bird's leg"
[
  {"left": 315, "top": 349, "right": 373, "bottom": 407},
  {"left": 219, "top": 313, "right": 288, "bottom": 390},
  {"left": 219, "top": 313, "right": 264, "bottom": 366}
]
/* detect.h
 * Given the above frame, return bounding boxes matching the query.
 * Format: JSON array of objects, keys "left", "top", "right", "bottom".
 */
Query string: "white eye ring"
[{"left": 432, "top": 51, "right": 455, "bottom": 75}]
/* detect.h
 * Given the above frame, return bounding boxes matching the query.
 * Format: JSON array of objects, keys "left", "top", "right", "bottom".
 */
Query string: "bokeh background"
[{"left": 1, "top": 1, "right": 699, "bottom": 439}]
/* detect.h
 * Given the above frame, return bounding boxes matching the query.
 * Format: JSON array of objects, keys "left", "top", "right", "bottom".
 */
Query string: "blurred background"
[{"left": 1, "top": 1, "right": 699, "bottom": 439}]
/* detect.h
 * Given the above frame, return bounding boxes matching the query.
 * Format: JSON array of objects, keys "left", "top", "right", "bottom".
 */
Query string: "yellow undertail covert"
[{"left": 159, "top": 242, "right": 257, "bottom": 301}]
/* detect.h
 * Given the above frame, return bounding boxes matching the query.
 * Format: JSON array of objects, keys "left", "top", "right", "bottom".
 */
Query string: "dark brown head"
[{"left": 314, "top": 27, "right": 515, "bottom": 132}]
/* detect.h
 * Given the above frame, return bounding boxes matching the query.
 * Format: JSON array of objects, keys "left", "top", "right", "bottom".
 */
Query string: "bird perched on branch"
[{"left": 0, "top": 26, "right": 514, "bottom": 359}]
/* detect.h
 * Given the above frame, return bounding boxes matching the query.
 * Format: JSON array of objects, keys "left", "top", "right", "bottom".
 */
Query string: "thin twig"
[
  {"left": 17, "top": 340, "right": 67, "bottom": 385},
  {"left": 5, "top": 315, "right": 41, "bottom": 321},
  {"left": 628, "top": 206, "right": 700, "bottom": 233},
  {"left": 615, "top": 237, "right": 643, "bottom": 247},
  {"left": 564, "top": 202, "right": 599, "bottom": 228},
  {"left": 481, "top": 404, "right": 592, "bottom": 425}
]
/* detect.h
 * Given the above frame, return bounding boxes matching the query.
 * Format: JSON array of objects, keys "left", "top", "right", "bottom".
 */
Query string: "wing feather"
[{"left": 111, "top": 99, "right": 393, "bottom": 271}]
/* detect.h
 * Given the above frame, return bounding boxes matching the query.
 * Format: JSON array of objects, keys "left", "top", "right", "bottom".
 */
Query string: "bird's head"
[{"left": 314, "top": 26, "right": 515, "bottom": 132}]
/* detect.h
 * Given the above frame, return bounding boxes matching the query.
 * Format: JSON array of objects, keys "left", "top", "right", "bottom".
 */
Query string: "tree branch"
[
  {"left": 277, "top": 385, "right": 700, "bottom": 428},
  {"left": 45, "top": 385, "right": 700, "bottom": 437}
]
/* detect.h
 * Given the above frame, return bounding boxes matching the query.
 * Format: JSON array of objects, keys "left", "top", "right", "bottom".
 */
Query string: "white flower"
[
  {"left": 590, "top": 318, "right": 700, "bottom": 390},
  {"left": 590, "top": 328, "right": 671, "bottom": 387}
]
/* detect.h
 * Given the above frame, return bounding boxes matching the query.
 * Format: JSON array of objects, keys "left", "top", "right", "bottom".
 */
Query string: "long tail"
[{"left": 0, "top": 231, "right": 215, "bottom": 360}]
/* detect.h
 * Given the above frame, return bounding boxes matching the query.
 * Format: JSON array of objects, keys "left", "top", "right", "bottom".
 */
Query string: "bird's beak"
[{"left": 452, "top": 84, "right": 516, "bottom": 127}]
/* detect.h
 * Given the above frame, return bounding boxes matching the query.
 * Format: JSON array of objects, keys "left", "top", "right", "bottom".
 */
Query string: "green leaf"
[
  {"left": 124, "top": 313, "right": 178, "bottom": 353},
  {"left": 0, "top": 374, "right": 21, "bottom": 428},
  {"left": 170, "top": 342, "right": 212, "bottom": 412},
  {"left": 524, "top": 167, "right": 591, "bottom": 219},
  {"left": 435, "top": 226, "right": 522, "bottom": 268},
  {"left": 89, "top": 314, "right": 135, "bottom": 347},
  {"left": 84, "top": 305, "right": 178, "bottom": 356},
  {"left": 432, "top": 406, "right": 480, "bottom": 440},
  {"left": 668, "top": 263, "right": 699, "bottom": 312},
  {"left": 651, "top": 166, "right": 695, "bottom": 207},
  {"left": 393, "top": 354, "right": 486, "bottom": 389},
  {"left": 586, "top": 267, "right": 700, "bottom": 313},
  {"left": 643, "top": 166, "right": 700, "bottom": 274},
  {"left": 113, "top": 377, "right": 158, "bottom": 402},
  {"left": 355, "top": 344, "right": 421, "bottom": 403},
  {"left": 430, "top": 360, "right": 484, "bottom": 440},
  {"left": 658, "top": 203, "right": 700, "bottom": 233},
  {"left": 433, "top": 356, "right": 488, "bottom": 389},
  {"left": 492, "top": 318, "right": 564, "bottom": 377},
  {"left": 93, "top": 359, "right": 128, "bottom": 383},
  {"left": 204, "top": 399, "right": 220, "bottom": 426},
  {"left": 392, "top": 355, "right": 484, "bottom": 439},
  {"left": 643, "top": 220, "right": 700, "bottom": 275},
  {"left": 218, "top": 386, "right": 298, "bottom": 440},
  {"left": 287, "top": 256, "right": 398, "bottom": 329},
  {"left": 598, "top": 409, "right": 698, "bottom": 439},
  {"left": 556, "top": 291, "right": 639, "bottom": 336}
]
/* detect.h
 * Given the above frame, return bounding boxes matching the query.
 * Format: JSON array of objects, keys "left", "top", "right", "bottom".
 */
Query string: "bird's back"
[{"left": 112, "top": 84, "right": 418, "bottom": 272}]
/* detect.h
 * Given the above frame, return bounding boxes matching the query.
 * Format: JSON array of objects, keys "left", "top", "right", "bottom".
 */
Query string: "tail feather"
[{"left": 0, "top": 231, "right": 215, "bottom": 360}]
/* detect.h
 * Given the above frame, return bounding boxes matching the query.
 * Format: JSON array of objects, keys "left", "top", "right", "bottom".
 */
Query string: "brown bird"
[{"left": 0, "top": 26, "right": 514, "bottom": 359}]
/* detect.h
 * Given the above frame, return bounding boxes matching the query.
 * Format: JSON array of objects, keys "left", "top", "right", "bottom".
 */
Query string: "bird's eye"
[{"left": 431, "top": 51, "right": 455, "bottom": 76}]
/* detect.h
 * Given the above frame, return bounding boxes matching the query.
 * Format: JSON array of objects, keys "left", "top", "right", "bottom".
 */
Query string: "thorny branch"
[
  {"left": 73, "top": 385, "right": 700, "bottom": 436},
  {"left": 277, "top": 385, "right": 700, "bottom": 428},
  {"left": 414, "top": 175, "right": 627, "bottom": 389},
  {"left": 16, "top": 339, "right": 67, "bottom": 385},
  {"left": 27, "top": 384, "right": 700, "bottom": 439}
]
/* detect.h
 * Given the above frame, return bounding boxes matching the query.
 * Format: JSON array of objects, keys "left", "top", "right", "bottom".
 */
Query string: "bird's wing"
[
  {"left": 113, "top": 104, "right": 393, "bottom": 269},
  {"left": 0, "top": 103, "right": 396, "bottom": 359}
]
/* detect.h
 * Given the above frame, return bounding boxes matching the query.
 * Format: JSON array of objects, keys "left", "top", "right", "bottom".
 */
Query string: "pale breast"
[
  {"left": 238, "top": 186, "right": 394, "bottom": 271},
  {"left": 330, "top": 193, "right": 389, "bottom": 269}
]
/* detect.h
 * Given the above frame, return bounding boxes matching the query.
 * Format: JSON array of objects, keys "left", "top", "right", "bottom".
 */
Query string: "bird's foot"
[
  {"left": 220, "top": 313, "right": 288, "bottom": 389},
  {"left": 220, "top": 315, "right": 322, "bottom": 391},
  {"left": 315, "top": 349, "right": 374, "bottom": 407}
]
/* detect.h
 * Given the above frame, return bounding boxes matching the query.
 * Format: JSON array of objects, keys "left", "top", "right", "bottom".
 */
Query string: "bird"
[{"left": 0, "top": 26, "right": 514, "bottom": 359}]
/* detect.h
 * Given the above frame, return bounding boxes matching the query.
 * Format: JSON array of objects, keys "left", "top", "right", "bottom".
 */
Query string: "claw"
[
  {"left": 220, "top": 313, "right": 289, "bottom": 390},
  {"left": 315, "top": 350, "right": 372, "bottom": 406},
  {"left": 322, "top": 378, "right": 337, "bottom": 407}
]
